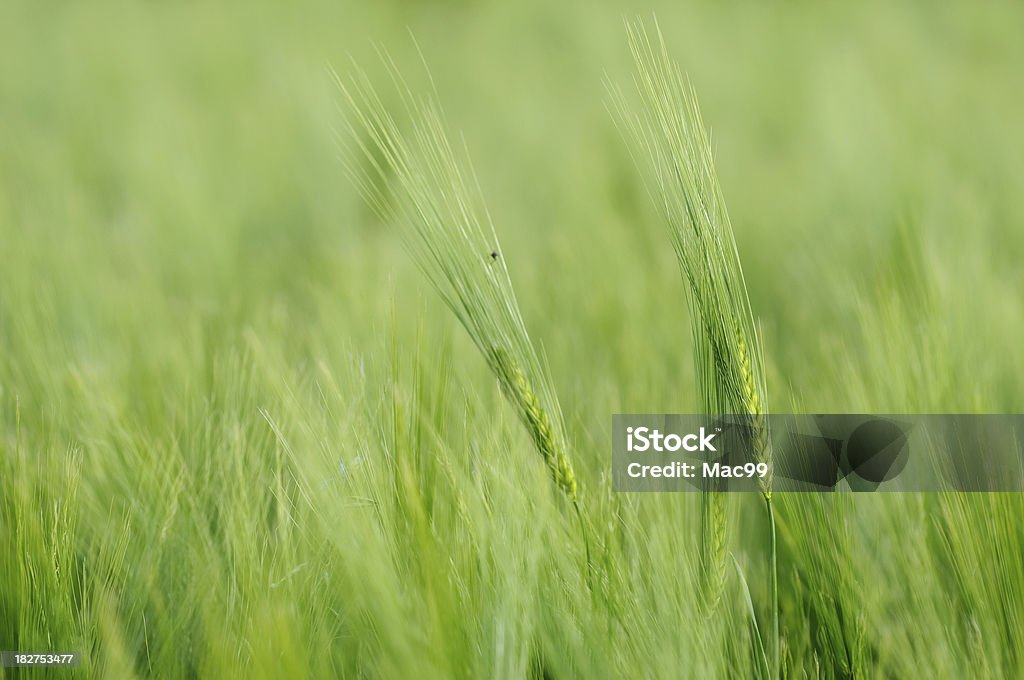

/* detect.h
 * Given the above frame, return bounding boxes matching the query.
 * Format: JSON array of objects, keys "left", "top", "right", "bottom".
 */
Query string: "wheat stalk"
[
  {"left": 336, "top": 55, "right": 580, "bottom": 508},
  {"left": 610, "top": 18, "right": 778, "bottom": 675}
]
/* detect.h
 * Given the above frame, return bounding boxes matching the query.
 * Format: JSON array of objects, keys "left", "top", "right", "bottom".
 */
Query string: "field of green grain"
[{"left": 2, "top": 1, "right": 1023, "bottom": 677}]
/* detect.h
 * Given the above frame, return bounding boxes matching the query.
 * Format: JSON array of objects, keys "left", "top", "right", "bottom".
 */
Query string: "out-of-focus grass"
[{"left": 2, "top": 0, "right": 1023, "bottom": 677}]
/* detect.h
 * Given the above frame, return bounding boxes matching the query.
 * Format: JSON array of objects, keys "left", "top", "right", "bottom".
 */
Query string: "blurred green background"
[
  {"left": 2, "top": 1, "right": 1023, "bottom": 677},
  {"left": 4, "top": 0, "right": 1023, "bottom": 417}
]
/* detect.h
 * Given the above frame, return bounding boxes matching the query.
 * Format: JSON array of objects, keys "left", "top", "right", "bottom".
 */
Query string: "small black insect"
[{"left": 490, "top": 250, "right": 499, "bottom": 260}]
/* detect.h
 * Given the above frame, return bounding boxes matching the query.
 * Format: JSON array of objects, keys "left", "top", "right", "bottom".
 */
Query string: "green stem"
[
  {"left": 766, "top": 497, "right": 779, "bottom": 680},
  {"left": 574, "top": 500, "right": 595, "bottom": 594}
]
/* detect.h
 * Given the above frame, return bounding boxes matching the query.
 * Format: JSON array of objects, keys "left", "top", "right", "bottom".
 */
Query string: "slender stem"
[
  {"left": 766, "top": 497, "right": 779, "bottom": 680},
  {"left": 574, "top": 499, "right": 595, "bottom": 594}
]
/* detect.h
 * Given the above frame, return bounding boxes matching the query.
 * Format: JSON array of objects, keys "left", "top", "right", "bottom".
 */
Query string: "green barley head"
[
  {"left": 337, "top": 57, "right": 579, "bottom": 505},
  {"left": 610, "top": 20, "right": 774, "bottom": 613}
]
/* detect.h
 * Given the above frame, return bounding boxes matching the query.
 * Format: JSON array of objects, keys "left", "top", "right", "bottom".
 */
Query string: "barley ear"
[
  {"left": 491, "top": 347, "right": 578, "bottom": 503},
  {"left": 609, "top": 18, "right": 778, "bottom": 615},
  {"left": 338, "top": 57, "right": 581, "bottom": 507},
  {"left": 735, "top": 319, "right": 773, "bottom": 499},
  {"left": 612, "top": 19, "right": 779, "bottom": 669},
  {"left": 700, "top": 487, "right": 728, "bottom": 614}
]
